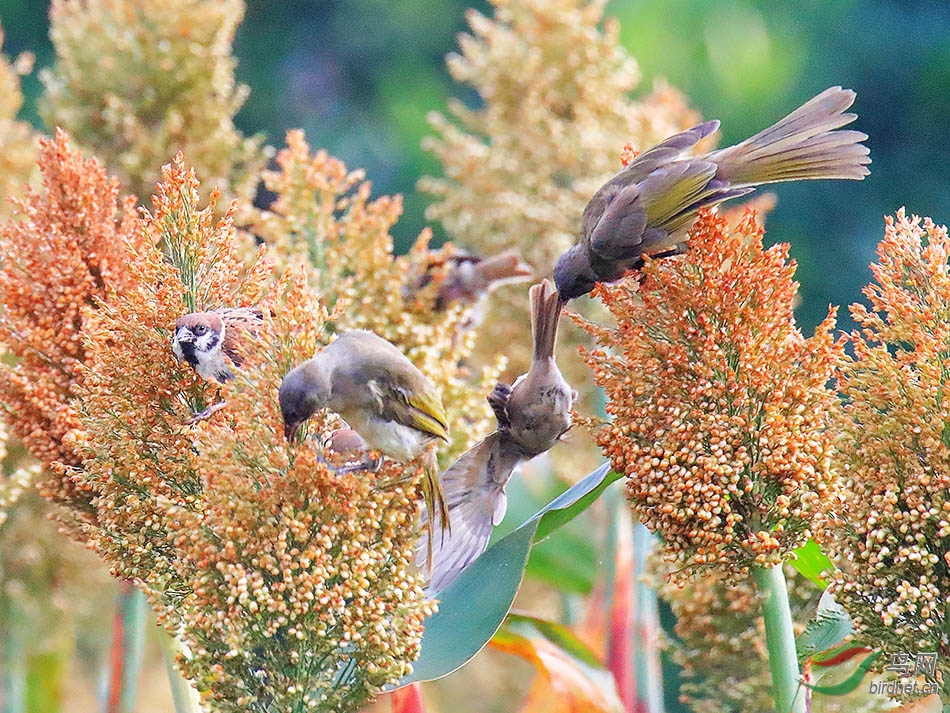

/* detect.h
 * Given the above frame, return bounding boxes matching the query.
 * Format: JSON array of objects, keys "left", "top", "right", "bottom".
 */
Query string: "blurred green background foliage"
[{"left": 1, "top": 0, "right": 945, "bottom": 328}]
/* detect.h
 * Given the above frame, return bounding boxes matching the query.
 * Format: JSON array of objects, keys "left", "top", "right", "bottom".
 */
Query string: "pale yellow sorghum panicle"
[
  {"left": 830, "top": 209, "right": 950, "bottom": 696},
  {"left": 41, "top": 0, "right": 265, "bottom": 205}
]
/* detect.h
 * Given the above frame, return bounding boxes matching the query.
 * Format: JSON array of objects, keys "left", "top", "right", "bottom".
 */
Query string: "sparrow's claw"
[{"left": 188, "top": 400, "right": 227, "bottom": 423}]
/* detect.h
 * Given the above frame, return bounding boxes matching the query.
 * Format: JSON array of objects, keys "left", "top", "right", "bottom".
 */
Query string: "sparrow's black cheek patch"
[{"left": 178, "top": 341, "right": 200, "bottom": 367}]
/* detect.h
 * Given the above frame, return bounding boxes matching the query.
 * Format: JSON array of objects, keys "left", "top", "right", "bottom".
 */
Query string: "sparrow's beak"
[
  {"left": 283, "top": 419, "right": 302, "bottom": 442},
  {"left": 174, "top": 328, "right": 194, "bottom": 344}
]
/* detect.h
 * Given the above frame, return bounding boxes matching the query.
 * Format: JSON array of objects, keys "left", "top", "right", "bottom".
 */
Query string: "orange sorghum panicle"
[
  {"left": 55, "top": 154, "right": 433, "bottom": 711},
  {"left": 0, "top": 129, "right": 143, "bottom": 530},
  {"left": 577, "top": 209, "right": 842, "bottom": 582},
  {"left": 420, "top": 0, "right": 702, "bottom": 471}
]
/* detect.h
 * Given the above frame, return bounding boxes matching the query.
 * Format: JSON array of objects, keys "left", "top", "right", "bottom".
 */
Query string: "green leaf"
[
  {"left": 525, "top": 529, "right": 599, "bottom": 594},
  {"left": 802, "top": 651, "right": 882, "bottom": 696},
  {"left": 797, "top": 589, "right": 853, "bottom": 661},
  {"left": 533, "top": 466, "right": 621, "bottom": 541},
  {"left": 397, "top": 464, "right": 617, "bottom": 686},
  {"left": 789, "top": 539, "right": 833, "bottom": 589},
  {"left": 491, "top": 470, "right": 601, "bottom": 595}
]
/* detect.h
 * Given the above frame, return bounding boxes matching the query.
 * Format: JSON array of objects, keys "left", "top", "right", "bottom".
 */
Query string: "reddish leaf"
[
  {"left": 490, "top": 619, "right": 624, "bottom": 713},
  {"left": 811, "top": 646, "right": 872, "bottom": 667},
  {"left": 388, "top": 682, "right": 425, "bottom": 713}
]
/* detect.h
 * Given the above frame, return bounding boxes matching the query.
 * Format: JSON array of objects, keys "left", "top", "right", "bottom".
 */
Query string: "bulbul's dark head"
[
  {"left": 553, "top": 245, "right": 598, "bottom": 301},
  {"left": 278, "top": 361, "right": 329, "bottom": 441}
]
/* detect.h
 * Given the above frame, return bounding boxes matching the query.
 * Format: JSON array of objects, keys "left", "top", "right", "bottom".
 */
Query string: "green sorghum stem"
[
  {"left": 161, "top": 635, "right": 202, "bottom": 713},
  {"left": 752, "top": 563, "right": 806, "bottom": 713}
]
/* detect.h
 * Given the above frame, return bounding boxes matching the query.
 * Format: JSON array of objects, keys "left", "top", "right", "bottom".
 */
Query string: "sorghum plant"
[
  {"left": 831, "top": 209, "right": 950, "bottom": 699},
  {"left": 578, "top": 208, "right": 843, "bottom": 712}
]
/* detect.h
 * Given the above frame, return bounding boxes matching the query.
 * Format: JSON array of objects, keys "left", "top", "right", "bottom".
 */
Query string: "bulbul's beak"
[{"left": 283, "top": 420, "right": 301, "bottom": 442}]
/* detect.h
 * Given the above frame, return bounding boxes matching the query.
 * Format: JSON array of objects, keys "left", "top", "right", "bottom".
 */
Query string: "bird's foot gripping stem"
[{"left": 188, "top": 400, "right": 228, "bottom": 423}]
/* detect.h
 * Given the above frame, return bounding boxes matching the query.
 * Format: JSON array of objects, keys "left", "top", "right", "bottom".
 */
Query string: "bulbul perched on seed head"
[
  {"left": 419, "top": 280, "right": 577, "bottom": 591},
  {"left": 553, "top": 86, "right": 871, "bottom": 300},
  {"left": 278, "top": 330, "right": 451, "bottom": 564},
  {"left": 172, "top": 307, "right": 264, "bottom": 383}
]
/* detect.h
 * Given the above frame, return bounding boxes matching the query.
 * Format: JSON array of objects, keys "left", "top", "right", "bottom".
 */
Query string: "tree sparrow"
[{"left": 172, "top": 307, "right": 264, "bottom": 384}]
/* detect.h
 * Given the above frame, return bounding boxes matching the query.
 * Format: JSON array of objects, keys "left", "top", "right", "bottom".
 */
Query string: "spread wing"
[{"left": 581, "top": 121, "right": 720, "bottom": 245}]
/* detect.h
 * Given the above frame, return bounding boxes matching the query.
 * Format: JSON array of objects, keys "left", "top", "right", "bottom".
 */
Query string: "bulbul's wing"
[
  {"left": 419, "top": 431, "right": 523, "bottom": 592},
  {"left": 581, "top": 121, "right": 720, "bottom": 246},
  {"left": 369, "top": 378, "right": 449, "bottom": 441}
]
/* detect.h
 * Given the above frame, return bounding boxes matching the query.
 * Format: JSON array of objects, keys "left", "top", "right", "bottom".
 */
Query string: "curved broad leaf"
[
  {"left": 811, "top": 646, "right": 872, "bottom": 667},
  {"left": 505, "top": 613, "right": 603, "bottom": 669},
  {"left": 797, "top": 589, "right": 853, "bottom": 662},
  {"left": 397, "top": 464, "right": 620, "bottom": 686}
]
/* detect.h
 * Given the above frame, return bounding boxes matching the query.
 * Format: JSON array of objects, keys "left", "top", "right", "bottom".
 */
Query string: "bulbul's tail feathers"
[
  {"left": 418, "top": 432, "right": 521, "bottom": 593},
  {"left": 530, "top": 279, "right": 563, "bottom": 362},
  {"left": 707, "top": 86, "right": 871, "bottom": 186},
  {"left": 420, "top": 449, "right": 450, "bottom": 570}
]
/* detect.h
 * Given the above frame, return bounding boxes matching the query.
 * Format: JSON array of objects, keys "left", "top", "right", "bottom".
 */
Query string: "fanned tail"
[
  {"left": 707, "top": 86, "right": 871, "bottom": 186},
  {"left": 474, "top": 250, "right": 533, "bottom": 285}
]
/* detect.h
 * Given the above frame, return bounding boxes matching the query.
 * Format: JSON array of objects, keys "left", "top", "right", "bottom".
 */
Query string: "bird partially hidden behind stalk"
[
  {"left": 278, "top": 330, "right": 451, "bottom": 567},
  {"left": 427, "top": 249, "right": 533, "bottom": 311},
  {"left": 553, "top": 85, "right": 872, "bottom": 300},
  {"left": 418, "top": 280, "right": 576, "bottom": 592},
  {"left": 172, "top": 307, "right": 264, "bottom": 383},
  {"left": 172, "top": 307, "right": 264, "bottom": 420}
]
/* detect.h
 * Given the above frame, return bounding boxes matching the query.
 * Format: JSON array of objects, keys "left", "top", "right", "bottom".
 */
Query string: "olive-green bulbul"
[
  {"left": 279, "top": 330, "right": 451, "bottom": 561},
  {"left": 553, "top": 86, "right": 871, "bottom": 300}
]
